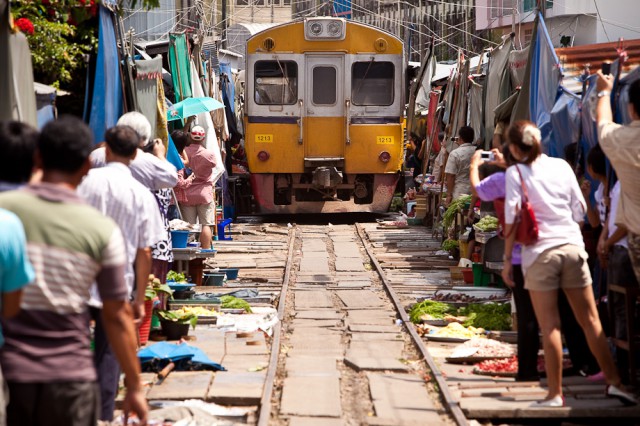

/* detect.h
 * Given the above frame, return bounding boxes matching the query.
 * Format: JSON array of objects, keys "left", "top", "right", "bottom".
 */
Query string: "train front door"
[{"left": 303, "top": 55, "right": 345, "bottom": 159}]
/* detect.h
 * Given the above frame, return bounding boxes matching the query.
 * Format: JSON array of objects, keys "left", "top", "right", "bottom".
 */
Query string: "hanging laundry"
[
  {"left": 135, "top": 55, "right": 163, "bottom": 139},
  {"left": 169, "top": 33, "right": 192, "bottom": 102}
]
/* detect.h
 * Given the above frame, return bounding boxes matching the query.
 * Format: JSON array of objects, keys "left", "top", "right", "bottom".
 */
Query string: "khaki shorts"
[
  {"left": 524, "top": 244, "right": 592, "bottom": 291},
  {"left": 180, "top": 202, "right": 214, "bottom": 226}
]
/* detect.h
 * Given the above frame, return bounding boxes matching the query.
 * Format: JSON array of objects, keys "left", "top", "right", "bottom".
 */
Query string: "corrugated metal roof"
[{"left": 556, "top": 39, "right": 640, "bottom": 94}]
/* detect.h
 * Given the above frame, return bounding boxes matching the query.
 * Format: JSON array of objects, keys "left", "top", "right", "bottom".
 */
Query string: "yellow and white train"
[{"left": 244, "top": 17, "right": 405, "bottom": 214}]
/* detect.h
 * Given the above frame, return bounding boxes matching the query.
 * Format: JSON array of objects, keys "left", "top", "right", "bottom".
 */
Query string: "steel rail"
[
  {"left": 355, "top": 222, "right": 469, "bottom": 426},
  {"left": 257, "top": 226, "right": 297, "bottom": 426}
]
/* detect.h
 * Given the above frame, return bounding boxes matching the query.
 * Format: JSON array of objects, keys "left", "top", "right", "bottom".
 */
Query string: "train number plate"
[
  {"left": 255, "top": 134, "right": 273, "bottom": 143},
  {"left": 376, "top": 136, "right": 394, "bottom": 145}
]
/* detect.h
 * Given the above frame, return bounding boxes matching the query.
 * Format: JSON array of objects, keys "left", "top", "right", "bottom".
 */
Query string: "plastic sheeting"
[
  {"left": 89, "top": 5, "right": 123, "bottom": 144},
  {"left": 528, "top": 14, "right": 562, "bottom": 157},
  {"left": 484, "top": 36, "right": 513, "bottom": 146},
  {"left": 219, "top": 63, "right": 235, "bottom": 116},
  {"left": 1, "top": 30, "right": 37, "bottom": 126},
  {"left": 135, "top": 55, "right": 163, "bottom": 137},
  {"left": 549, "top": 88, "right": 581, "bottom": 158}
]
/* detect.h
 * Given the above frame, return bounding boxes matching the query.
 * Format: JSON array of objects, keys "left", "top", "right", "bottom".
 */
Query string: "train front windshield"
[
  {"left": 254, "top": 60, "right": 298, "bottom": 105},
  {"left": 351, "top": 61, "right": 394, "bottom": 106}
]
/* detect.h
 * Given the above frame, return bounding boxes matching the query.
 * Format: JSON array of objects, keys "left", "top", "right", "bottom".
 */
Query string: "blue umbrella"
[{"left": 167, "top": 97, "right": 224, "bottom": 121}]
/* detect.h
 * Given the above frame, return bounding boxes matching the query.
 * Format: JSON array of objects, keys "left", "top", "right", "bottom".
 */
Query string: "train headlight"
[
  {"left": 310, "top": 22, "right": 323, "bottom": 36},
  {"left": 327, "top": 21, "right": 341, "bottom": 36},
  {"left": 379, "top": 151, "right": 391, "bottom": 163},
  {"left": 258, "top": 150, "right": 270, "bottom": 161}
]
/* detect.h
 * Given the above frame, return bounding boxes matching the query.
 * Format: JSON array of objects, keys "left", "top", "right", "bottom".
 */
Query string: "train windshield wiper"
[{"left": 275, "top": 57, "right": 295, "bottom": 104}]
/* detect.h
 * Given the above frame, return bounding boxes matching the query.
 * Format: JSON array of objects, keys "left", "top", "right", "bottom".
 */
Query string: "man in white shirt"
[
  {"left": 90, "top": 112, "right": 178, "bottom": 191},
  {"left": 596, "top": 71, "right": 640, "bottom": 283},
  {"left": 78, "top": 125, "right": 165, "bottom": 421},
  {"left": 444, "top": 126, "right": 476, "bottom": 205}
]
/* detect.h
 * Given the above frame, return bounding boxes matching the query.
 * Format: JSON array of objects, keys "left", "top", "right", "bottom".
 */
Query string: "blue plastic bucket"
[
  {"left": 203, "top": 273, "right": 226, "bottom": 286},
  {"left": 218, "top": 268, "right": 239, "bottom": 280},
  {"left": 170, "top": 230, "right": 189, "bottom": 248}
]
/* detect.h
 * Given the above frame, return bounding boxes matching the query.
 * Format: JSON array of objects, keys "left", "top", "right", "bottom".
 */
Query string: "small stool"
[
  {"left": 609, "top": 284, "right": 640, "bottom": 385},
  {"left": 217, "top": 219, "right": 233, "bottom": 241}
]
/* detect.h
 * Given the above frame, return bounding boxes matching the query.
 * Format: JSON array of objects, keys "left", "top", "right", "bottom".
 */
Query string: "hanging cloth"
[
  {"left": 168, "top": 33, "right": 192, "bottom": 102},
  {"left": 135, "top": 55, "right": 163, "bottom": 138}
]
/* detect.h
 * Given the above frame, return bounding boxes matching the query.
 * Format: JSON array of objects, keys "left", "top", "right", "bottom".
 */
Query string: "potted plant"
[
  {"left": 157, "top": 309, "right": 198, "bottom": 340},
  {"left": 139, "top": 276, "right": 174, "bottom": 345}
]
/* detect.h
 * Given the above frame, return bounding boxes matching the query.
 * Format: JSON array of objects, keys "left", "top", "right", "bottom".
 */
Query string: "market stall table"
[{"left": 172, "top": 248, "right": 217, "bottom": 286}]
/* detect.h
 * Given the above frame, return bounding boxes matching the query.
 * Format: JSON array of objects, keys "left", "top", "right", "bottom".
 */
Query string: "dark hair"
[
  {"left": 501, "top": 142, "right": 515, "bottom": 167},
  {"left": 506, "top": 120, "right": 542, "bottom": 165},
  {"left": 0, "top": 121, "right": 38, "bottom": 183},
  {"left": 564, "top": 142, "right": 578, "bottom": 166},
  {"left": 171, "top": 130, "right": 189, "bottom": 154},
  {"left": 586, "top": 144, "right": 607, "bottom": 177},
  {"left": 629, "top": 78, "right": 640, "bottom": 117},
  {"left": 458, "top": 126, "right": 474, "bottom": 144},
  {"left": 38, "top": 115, "right": 93, "bottom": 173},
  {"left": 104, "top": 125, "right": 139, "bottom": 158},
  {"left": 438, "top": 131, "right": 445, "bottom": 141}
]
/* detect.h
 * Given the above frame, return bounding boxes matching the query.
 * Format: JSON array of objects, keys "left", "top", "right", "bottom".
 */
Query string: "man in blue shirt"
[{"left": 0, "top": 208, "right": 34, "bottom": 425}]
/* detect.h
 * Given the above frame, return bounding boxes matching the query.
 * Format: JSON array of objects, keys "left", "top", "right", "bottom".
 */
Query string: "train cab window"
[
  {"left": 254, "top": 60, "right": 298, "bottom": 105},
  {"left": 312, "top": 66, "right": 337, "bottom": 105},
  {"left": 351, "top": 61, "right": 394, "bottom": 106}
]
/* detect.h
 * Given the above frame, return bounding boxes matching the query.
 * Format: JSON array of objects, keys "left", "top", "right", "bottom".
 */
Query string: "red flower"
[
  {"left": 79, "top": 0, "right": 87, "bottom": 5},
  {"left": 14, "top": 17, "right": 34, "bottom": 35}
]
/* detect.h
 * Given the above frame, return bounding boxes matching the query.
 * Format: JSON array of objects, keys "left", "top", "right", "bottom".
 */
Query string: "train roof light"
[{"left": 304, "top": 18, "right": 346, "bottom": 41}]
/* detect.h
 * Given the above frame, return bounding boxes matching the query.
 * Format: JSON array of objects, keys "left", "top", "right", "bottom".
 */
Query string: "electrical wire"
[{"left": 593, "top": 0, "right": 610, "bottom": 42}]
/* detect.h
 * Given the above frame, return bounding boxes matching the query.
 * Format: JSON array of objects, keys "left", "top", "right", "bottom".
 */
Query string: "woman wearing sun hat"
[{"left": 179, "top": 125, "right": 217, "bottom": 250}]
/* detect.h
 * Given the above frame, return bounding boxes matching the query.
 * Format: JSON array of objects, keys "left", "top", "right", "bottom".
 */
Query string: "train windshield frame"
[
  {"left": 254, "top": 60, "right": 298, "bottom": 105},
  {"left": 351, "top": 61, "right": 394, "bottom": 106}
]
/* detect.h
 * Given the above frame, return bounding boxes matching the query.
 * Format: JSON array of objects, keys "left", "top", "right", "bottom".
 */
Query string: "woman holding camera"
[{"left": 501, "top": 121, "right": 635, "bottom": 407}]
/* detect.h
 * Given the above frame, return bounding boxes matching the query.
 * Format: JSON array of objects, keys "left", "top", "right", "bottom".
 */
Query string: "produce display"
[
  {"left": 431, "top": 322, "right": 485, "bottom": 339},
  {"left": 442, "top": 195, "right": 472, "bottom": 230},
  {"left": 177, "top": 306, "right": 221, "bottom": 317},
  {"left": 450, "top": 338, "right": 515, "bottom": 358},
  {"left": 220, "top": 295, "right": 252, "bottom": 313},
  {"left": 441, "top": 239, "right": 459, "bottom": 252},
  {"left": 167, "top": 270, "right": 188, "bottom": 283},
  {"left": 409, "top": 300, "right": 455, "bottom": 323},
  {"left": 474, "top": 215, "right": 499, "bottom": 232},
  {"left": 431, "top": 293, "right": 507, "bottom": 303},
  {"left": 157, "top": 309, "right": 198, "bottom": 328},
  {"left": 410, "top": 300, "right": 512, "bottom": 331},
  {"left": 473, "top": 356, "right": 518, "bottom": 375},
  {"left": 459, "top": 303, "right": 512, "bottom": 331}
]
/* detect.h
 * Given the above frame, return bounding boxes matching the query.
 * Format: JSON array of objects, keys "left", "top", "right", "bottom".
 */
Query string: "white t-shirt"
[
  {"left": 505, "top": 155, "right": 586, "bottom": 273},
  {"left": 593, "top": 183, "right": 607, "bottom": 225},
  {"left": 608, "top": 181, "right": 628, "bottom": 248}
]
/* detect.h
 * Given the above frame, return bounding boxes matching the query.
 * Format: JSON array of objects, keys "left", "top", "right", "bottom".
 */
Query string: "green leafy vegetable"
[
  {"left": 442, "top": 239, "right": 459, "bottom": 252},
  {"left": 459, "top": 303, "right": 511, "bottom": 331},
  {"left": 167, "top": 270, "right": 187, "bottom": 283},
  {"left": 220, "top": 296, "right": 252, "bottom": 313},
  {"left": 157, "top": 309, "right": 198, "bottom": 329},
  {"left": 475, "top": 215, "right": 499, "bottom": 231},
  {"left": 442, "top": 195, "right": 472, "bottom": 230},
  {"left": 409, "top": 300, "right": 456, "bottom": 324}
]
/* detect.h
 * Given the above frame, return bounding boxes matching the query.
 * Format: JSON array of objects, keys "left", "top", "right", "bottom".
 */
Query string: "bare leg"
[
  {"left": 529, "top": 289, "right": 563, "bottom": 399},
  {"left": 200, "top": 224, "right": 212, "bottom": 250},
  {"left": 562, "top": 286, "right": 621, "bottom": 386}
]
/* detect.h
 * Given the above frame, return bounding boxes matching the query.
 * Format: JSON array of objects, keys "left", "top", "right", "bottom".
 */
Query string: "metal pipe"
[
  {"left": 298, "top": 99, "right": 304, "bottom": 144},
  {"left": 345, "top": 99, "right": 351, "bottom": 145}
]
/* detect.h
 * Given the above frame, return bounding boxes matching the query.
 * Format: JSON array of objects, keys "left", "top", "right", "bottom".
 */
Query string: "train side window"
[
  {"left": 254, "top": 60, "right": 298, "bottom": 105},
  {"left": 351, "top": 61, "right": 394, "bottom": 106},
  {"left": 312, "top": 66, "right": 337, "bottom": 105}
]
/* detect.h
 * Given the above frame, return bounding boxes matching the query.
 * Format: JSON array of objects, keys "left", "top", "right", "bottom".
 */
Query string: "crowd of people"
[
  {"left": 0, "top": 110, "right": 223, "bottom": 425},
  {"left": 406, "top": 72, "right": 640, "bottom": 406}
]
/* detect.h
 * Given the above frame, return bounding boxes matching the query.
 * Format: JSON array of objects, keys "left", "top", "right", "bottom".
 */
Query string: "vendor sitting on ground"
[
  {"left": 178, "top": 126, "right": 216, "bottom": 250},
  {"left": 444, "top": 126, "right": 476, "bottom": 205}
]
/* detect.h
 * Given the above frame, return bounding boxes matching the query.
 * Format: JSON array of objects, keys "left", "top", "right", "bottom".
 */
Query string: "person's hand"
[
  {"left": 597, "top": 238, "right": 609, "bottom": 268},
  {"left": 152, "top": 139, "right": 166, "bottom": 158},
  {"left": 501, "top": 261, "right": 515, "bottom": 288},
  {"left": 470, "top": 150, "right": 483, "bottom": 168},
  {"left": 122, "top": 387, "right": 148, "bottom": 426},
  {"left": 488, "top": 148, "right": 507, "bottom": 168},
  {"left": 580, "top": 179, "right": 591, "bottom": 199},
  {"left": 596, "top": 70, "right": 614, "bottom": 93},
  {"left": 131, "top": 300, "right": 145, "bottom": 327},
  {"left": 467, "top": 207, "right": 475, "bottom": 222}
]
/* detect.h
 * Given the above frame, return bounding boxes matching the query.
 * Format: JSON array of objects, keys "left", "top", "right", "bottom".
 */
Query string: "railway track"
[{"left": 254, "top": 221, "right": 461, "bottom": 426}]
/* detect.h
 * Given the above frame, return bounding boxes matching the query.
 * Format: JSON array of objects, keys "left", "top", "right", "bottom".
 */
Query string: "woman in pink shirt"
[{"left": 179, "top": 126, "right": 216, "bottom": 249}]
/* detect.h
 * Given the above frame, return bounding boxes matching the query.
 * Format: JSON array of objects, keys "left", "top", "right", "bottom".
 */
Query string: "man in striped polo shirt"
[{"left": 0, "top": 116, "right": 148, "bottom": 426}]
